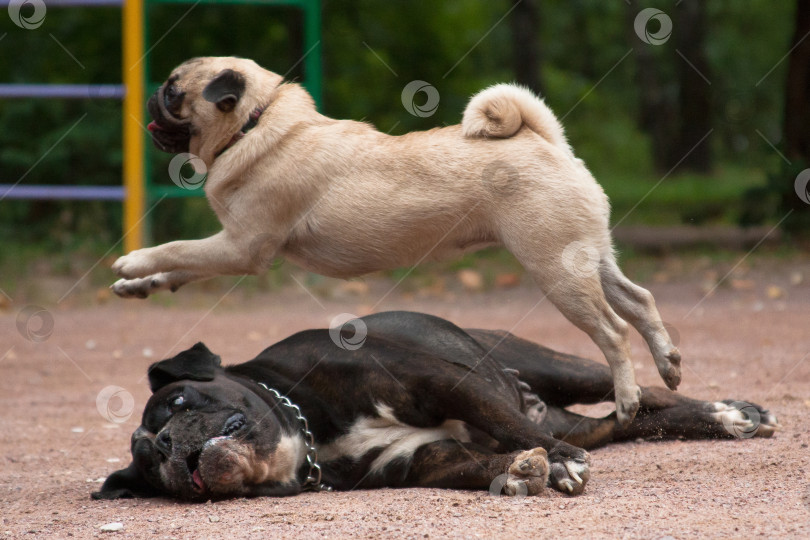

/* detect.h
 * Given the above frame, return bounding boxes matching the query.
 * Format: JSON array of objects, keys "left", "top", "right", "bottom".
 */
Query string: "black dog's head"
[{"left": 92, "top": 343, "right": 305, "bottom": 501}]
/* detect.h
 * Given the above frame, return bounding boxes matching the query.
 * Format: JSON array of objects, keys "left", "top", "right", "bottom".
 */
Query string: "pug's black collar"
[
  {"left": 240, "top": 106, "right": 264, "bottom": 133},
  {"left": 215, "top": 105, "right": 266, "bottom": 158}
]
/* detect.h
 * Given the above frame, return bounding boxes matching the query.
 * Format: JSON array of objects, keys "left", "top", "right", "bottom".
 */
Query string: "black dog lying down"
[{"left": 94, "top": 311, "right": 777, "bottom": 501}]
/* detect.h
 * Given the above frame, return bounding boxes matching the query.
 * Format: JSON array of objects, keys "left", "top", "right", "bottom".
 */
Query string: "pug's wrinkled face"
[{"left": 146, "top": 57, "right": 281, "bottom": 163}]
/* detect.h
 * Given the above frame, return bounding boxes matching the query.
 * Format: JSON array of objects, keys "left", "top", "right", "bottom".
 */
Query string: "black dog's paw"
[
  {"left": 547, "top": 446, "right": 590, "bottom": 495},
  {"left": 91, "top": 488, "right": 136, "bottom": 500},
  {"left": 712, "top": 400, "right": 780, "bottom": 438}
]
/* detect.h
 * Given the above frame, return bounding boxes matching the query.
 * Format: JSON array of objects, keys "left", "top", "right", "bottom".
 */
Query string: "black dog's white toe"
[
  {"left": 547, "top": 455, "right": 590, "bottom": 495},
  {"left": 712, "top": 400, "right": 779, "bottom": 438}
]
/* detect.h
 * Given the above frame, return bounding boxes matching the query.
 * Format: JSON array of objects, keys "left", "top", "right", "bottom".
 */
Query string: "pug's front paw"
[{"left": 112, "top": 249, "right": 157, "bottom": 279}]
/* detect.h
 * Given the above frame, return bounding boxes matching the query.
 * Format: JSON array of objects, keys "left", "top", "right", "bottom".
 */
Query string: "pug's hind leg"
[{"left": 600, "top": 258, "right": 681, "bottom": 390}]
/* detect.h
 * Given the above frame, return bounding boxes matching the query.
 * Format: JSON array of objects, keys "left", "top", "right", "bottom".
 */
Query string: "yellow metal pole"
[{"left": 123, "top": 0, "right": 145, "bottom": 253}]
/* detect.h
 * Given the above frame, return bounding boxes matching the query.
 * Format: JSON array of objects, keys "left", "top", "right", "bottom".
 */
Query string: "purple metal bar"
[
  {"left": 0, "top": 84, "right": 125, "bottom": 99},
  {"left": 0, "top": 0, "right": 122, "bottom": 6},
  {"left": 0, "top": 0, "right": 126, "bottom": 203},
  {"left": 0, "top": 185, "right": 126, "bottom": 200}
]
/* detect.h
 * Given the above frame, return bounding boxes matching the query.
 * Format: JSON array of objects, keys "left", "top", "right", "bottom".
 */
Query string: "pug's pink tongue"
[
  {"left": 192, "top": 469, "right": 205, "bottom": 491},
  {"left": 147, "top": 121, "right": 160, "bottom": 132}
]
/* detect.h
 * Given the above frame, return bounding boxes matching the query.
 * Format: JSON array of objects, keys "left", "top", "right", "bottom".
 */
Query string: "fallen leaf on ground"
[
  {"left": 458, "top": 269, "right": 484, "bottom": 291},
  {"left": 731, "top": 279, "right": 755, "bottom": 290},
  {"left": 766, "top": 285, "right": 784, "bottom": 299},
  {"left": 494, "top": 273, "right": 520, "bottom": 288}
]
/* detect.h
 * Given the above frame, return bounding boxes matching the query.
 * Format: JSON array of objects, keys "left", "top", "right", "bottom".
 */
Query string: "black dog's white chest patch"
[{"left": 317, "top": 404, "right": 470, "bottom": 472}]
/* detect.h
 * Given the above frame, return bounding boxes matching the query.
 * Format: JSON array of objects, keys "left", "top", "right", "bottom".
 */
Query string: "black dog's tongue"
[
  {"left": 192, "top": 469, "right": 205, "bottom": 491},
  {"left": 147, "top": 121, "right": 161, "bottom": 132}
]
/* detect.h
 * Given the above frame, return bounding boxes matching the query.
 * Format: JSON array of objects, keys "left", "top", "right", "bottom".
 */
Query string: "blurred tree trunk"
[
  {"left": 784, "top": 0, "right": 810, "bottom": 162},
  {"left": 626, "top": 1, "right": 712, "bottom": 173},
  {"left": 289, "top": 8, "right": 304, "bottom": 77},
  {"left": 635, "top": 45, "right": 675, "bottom": 170},
  {"left": 624, "top": 2, "right": 677, "bottom": 172},
  {"left": 573, "top": 0, "right": 595, "bottom": 79},
  {"left": 672, "top": 0, "right": 713, "bottom": 172},
  {"left": 510, "top": 0, "right": 544, "bottom": 96}
]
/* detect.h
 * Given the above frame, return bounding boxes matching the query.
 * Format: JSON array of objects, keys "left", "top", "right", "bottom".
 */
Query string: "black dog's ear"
[
  {"left": 148, "top": 342, "right": 221, "bottom": 392},
  {"left": 202, "top": 69, "right": 245, "bottom": 112},
  {"left": 91, "top": 462, "right": 158, "bottom": 500}
]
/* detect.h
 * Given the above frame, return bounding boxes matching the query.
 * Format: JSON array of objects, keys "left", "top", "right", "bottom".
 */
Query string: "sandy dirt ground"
[{"left": 1, "top": 264, "right": 809, "bottom": 539}]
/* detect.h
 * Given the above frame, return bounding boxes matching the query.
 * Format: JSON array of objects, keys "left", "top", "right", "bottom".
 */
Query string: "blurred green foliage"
[{"left": 0, "top": 0, "right": 801, "bottom": 257}]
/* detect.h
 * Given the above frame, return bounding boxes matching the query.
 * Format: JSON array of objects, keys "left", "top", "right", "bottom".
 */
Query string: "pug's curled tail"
[{"left": 462, "top": 84, "right": 569, "bottom": 150}]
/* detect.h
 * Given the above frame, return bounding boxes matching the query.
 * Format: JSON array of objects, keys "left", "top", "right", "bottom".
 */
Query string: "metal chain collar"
[{"left": 257, "top": 383, "right": 333, "bottom": 492}]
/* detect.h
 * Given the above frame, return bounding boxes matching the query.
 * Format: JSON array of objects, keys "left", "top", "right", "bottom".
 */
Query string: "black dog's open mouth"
[
  {"left": 147, "top": 87, "right": 191, "bottom": 153},
  {"left": 186, "top": 450, "right": 205, "bottom": 493},
  {"left": 186, "top": 413, "right": 247, "bottom": 494}
]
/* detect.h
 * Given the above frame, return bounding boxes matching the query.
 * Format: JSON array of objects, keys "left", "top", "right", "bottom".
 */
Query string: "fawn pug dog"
[{"left": 111, "top": 57, "right": 681, "bottom": 425}]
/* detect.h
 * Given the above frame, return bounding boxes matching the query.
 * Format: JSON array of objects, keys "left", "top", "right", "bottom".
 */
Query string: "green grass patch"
[{"left": 600, "top": 164, "right": 768, "bottom": 226}]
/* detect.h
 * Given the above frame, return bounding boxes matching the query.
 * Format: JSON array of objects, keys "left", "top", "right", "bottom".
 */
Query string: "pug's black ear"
[
  {"left": 202, "top": 69, "right": 245, "bottom": 112},
  {"left": 147, "top": 342, "right": 221, "bottom": 392},
  {"left": 91, "top": 462, "right": 159, "bottom": 500}
]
